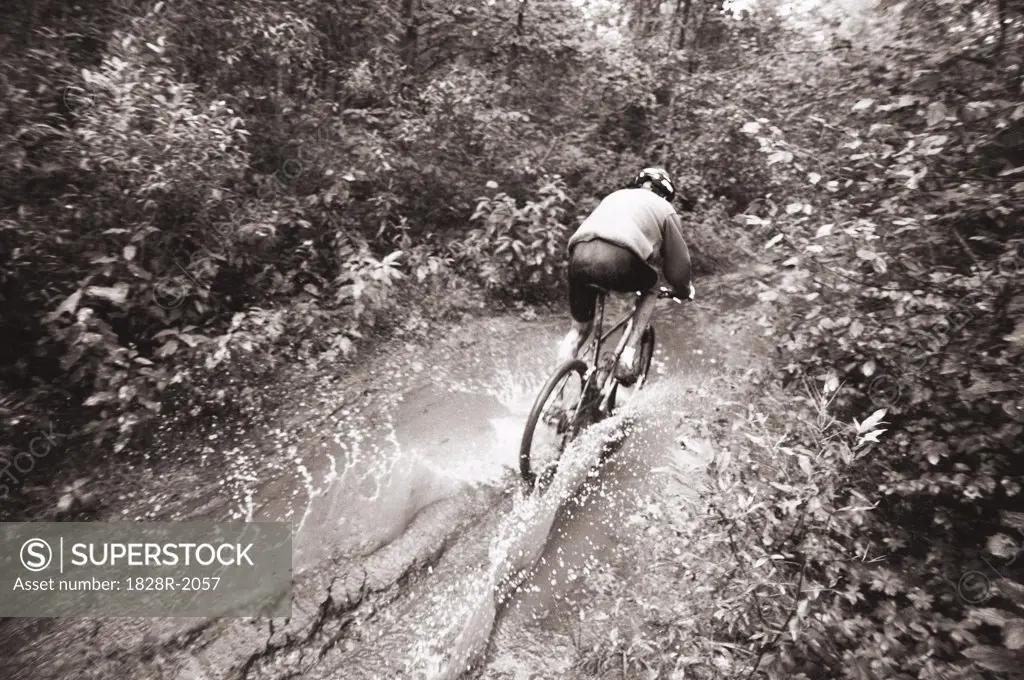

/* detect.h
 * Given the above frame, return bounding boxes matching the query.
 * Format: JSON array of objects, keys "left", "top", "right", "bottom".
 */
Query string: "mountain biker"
[{"left": 557, "top": 167, "right": 695, "bottom": 385}]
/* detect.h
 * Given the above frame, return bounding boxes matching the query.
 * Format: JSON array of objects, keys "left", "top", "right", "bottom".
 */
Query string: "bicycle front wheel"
[
  {"left": 519, "top": 359, "right": 588, "bottom": 492},
  {"left": 604, "top": 325, "right": 656, "bottom": 416},
  {"left": 636, "top": 326, "right": 656, "bottom": 389}
]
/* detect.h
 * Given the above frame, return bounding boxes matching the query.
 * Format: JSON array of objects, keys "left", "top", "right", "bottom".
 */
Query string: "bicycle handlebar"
[
  {"left": 656, "top": 287, "right": 689, "bottom": 304},
  {"left": 631, "top": 287, "right": 692, "bottom": 303}
]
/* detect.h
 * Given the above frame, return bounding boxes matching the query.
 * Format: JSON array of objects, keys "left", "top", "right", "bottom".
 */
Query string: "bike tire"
[
  {"left": 519, "top": 358, "right": 589, "bottom": 492},
  {"left": 636, "top": 326, "right": 656, "bottom": 389}
]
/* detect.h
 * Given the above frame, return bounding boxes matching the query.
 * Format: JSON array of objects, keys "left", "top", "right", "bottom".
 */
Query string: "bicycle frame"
[
  {"left": 572, "top": 290, "right": 637, "bottom": 422},
  {"left": 521, "top": 287, "right": 682, "bottom": 489}
]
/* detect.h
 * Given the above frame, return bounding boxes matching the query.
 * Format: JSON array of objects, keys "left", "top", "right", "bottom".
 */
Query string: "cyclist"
[{"left": 557, "top": 167, "right": 695, "bottom": 385}]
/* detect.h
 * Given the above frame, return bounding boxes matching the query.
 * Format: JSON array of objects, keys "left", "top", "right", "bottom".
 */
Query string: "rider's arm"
[{"left": 660, "top": 213, "right": 692, "bottom": 297}]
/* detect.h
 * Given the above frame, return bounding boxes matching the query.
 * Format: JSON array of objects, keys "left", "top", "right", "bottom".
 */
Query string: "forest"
[{"left": 2, "top": 0, "right": 1024, "bottom": 677}]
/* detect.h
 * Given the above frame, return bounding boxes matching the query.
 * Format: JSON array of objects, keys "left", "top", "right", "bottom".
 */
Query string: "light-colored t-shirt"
[
  {"left": 568, "top": 188, "right": 677, "bottom": 262},
  {"left": 566, "top": 188, "right": 692, "bottom": 294}
]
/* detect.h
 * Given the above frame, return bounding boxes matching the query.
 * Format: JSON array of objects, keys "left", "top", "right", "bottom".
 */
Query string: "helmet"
[{"left": 630, "top": 167, "right": 675, "bottom": 202}]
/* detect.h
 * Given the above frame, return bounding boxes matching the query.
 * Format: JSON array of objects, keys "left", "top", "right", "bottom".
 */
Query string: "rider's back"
[{"left": 568, "top": 188, "right": 677, "bottom": 263}]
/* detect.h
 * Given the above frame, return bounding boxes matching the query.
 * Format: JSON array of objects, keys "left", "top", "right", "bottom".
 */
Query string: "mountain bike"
[{"left": 519, "top": 287, "right": 683, "bottom": 493}]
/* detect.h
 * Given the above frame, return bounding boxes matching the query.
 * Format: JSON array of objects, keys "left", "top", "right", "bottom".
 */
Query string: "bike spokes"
[{"left": 530, "top": 370, "right": 584, "bottom": 475}]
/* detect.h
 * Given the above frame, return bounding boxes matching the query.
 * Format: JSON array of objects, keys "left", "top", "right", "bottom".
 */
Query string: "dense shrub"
[{"left": 454, "top": 177, "right": 575, "bottom": 302}]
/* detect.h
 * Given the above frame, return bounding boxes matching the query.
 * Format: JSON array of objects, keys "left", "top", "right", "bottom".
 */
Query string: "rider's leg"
[
  {"left": 559, "top": 244, "right": 598, "bottom": 363},
  {"left": 615, "top": 290, "right": 657, "bottom": 382},
  {"left": 558, "top": 318, "right": 592, "bottom": 363}
]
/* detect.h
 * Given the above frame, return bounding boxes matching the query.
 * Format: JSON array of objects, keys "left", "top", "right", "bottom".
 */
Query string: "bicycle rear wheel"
[{"left": 519, "top": 359, "right": 588, "bottom": 492}]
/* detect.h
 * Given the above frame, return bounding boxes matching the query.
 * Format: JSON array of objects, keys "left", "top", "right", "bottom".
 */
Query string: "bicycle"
[{"left": 519, "top": 287, "right": 684, "bottom": 493}]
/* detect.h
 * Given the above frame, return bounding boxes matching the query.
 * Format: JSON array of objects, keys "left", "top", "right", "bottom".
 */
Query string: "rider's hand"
[{"left": 687, "top": 283, "right": 696, "bottom": 301}]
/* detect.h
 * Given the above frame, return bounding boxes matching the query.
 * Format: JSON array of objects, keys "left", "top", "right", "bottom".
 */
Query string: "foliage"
[
  {"left": 456, "top": 177, "right": 574, "bottom": 301},
  {"left": 574, "top": 380, "right": 896, "bottom": 679},
  {"left": 1, "top": 0, "right": 766, "bottom": 465},
  {"left": 573, "top": 1, "right": 1024, "bottom": 678},
  {"left": 744, "top": 3, "right": 1024, "bottom": 674}
]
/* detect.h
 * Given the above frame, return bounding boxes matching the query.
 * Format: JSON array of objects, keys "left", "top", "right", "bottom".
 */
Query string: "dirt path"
[{"left": 0, "top": 273, "right": 774, "bottom": 680}]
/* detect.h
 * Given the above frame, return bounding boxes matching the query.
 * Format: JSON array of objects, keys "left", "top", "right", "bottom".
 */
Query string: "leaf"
[
  {"left": 986, "top": 534, "right": 1020, "bottom": 561},
  {"left": 861, "top": 359, "right": 876, "bottom": 376},
  {"left": 857, "top": 408, "right": 887, "bottom": 434},
  {"left": 852, "top": 98, "right": 874, "bottom": 112},
  {"left": 906, "top": 169, "right": 926, "bottom": 190},
  {"left": 84, "top": 391, "right": 115, "bottom": 407},
  {"left": 767, "top": 150, "right": 794, "bottom": 166},
  {"left": 926, "top": 101, "right": 947, "bottom": 127},
  {"left": 336, "top": 336, "right": 354, "bottom": 357},
  {"left": 999, "top": 165, "right": 1024, "bottom": 178},
  {"left": 797, "top": 455, "right": 813, "bottom": 477},
  {"left": 858, "top": 429, "right": 886, "bottom": 445},
  {"left": 155, "top": 340, "right": 179, "bottom": 358},
  {"left": 50, "top": 290, "right": 83, "bottom": 320},
  {"left": 1005, "top": 621, "right": 1024, "bottom": 650},
  {"left": 56, "top": 493, "right": 75, "bottom": 513},
  {"left": 921, "top": 135, "right": 948, "bottom": 155},
  {"left": 741, "top": 121, "right": 761, "bottom": 134},
  {"left": 123, "top": 245, "right": 137, "bottom": 261},
  {"left": 1003, "top": 319, "right": 1019, "bottom": 346},
  {"left": 814, "top": 223, "right": 834, "bottom": 238},
  {"left": 808, "top": 172, "right": 822, "bottom": 185},
  {"left": 893, "top": 94, "right": 917, "bottom": 110},
  {"left": 823, "top": 374, "right": 840, "bottom": 395},
  {"left": 764, "top": 233, "right": 784, "bottom": 249},
  {"left": 85, "top": 283, "right": 129, "bottom": 305},
  {"left": 856, "top": 249, "right": 877, "bottom": 261},
  {"left": 963, "top": 645, "right": 1022, "bottom": 673}
]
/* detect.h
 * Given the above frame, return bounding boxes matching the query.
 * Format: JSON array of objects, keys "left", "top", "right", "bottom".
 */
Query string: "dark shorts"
[{"left": 568, "top": 238, "right": 658, "bottom": 323}]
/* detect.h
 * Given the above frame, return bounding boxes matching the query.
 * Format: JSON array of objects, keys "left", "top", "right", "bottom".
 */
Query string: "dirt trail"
[
  {"left": 0, "top": 274, "right": 772, "bottom": 680},
  {"left": 480, "top": 292, "right": 771, "bottom": 678}
]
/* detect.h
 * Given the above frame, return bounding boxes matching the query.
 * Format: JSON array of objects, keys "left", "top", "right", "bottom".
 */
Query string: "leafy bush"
[
  {"left": 455, "top": 177, "right": 574, "bottom": 302},
  {"left": 564, "top": 3, "right": 1024, "bottom": 679},
  {"left": 631, "top": 2, "right": 1024, "bottom": 677}
]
